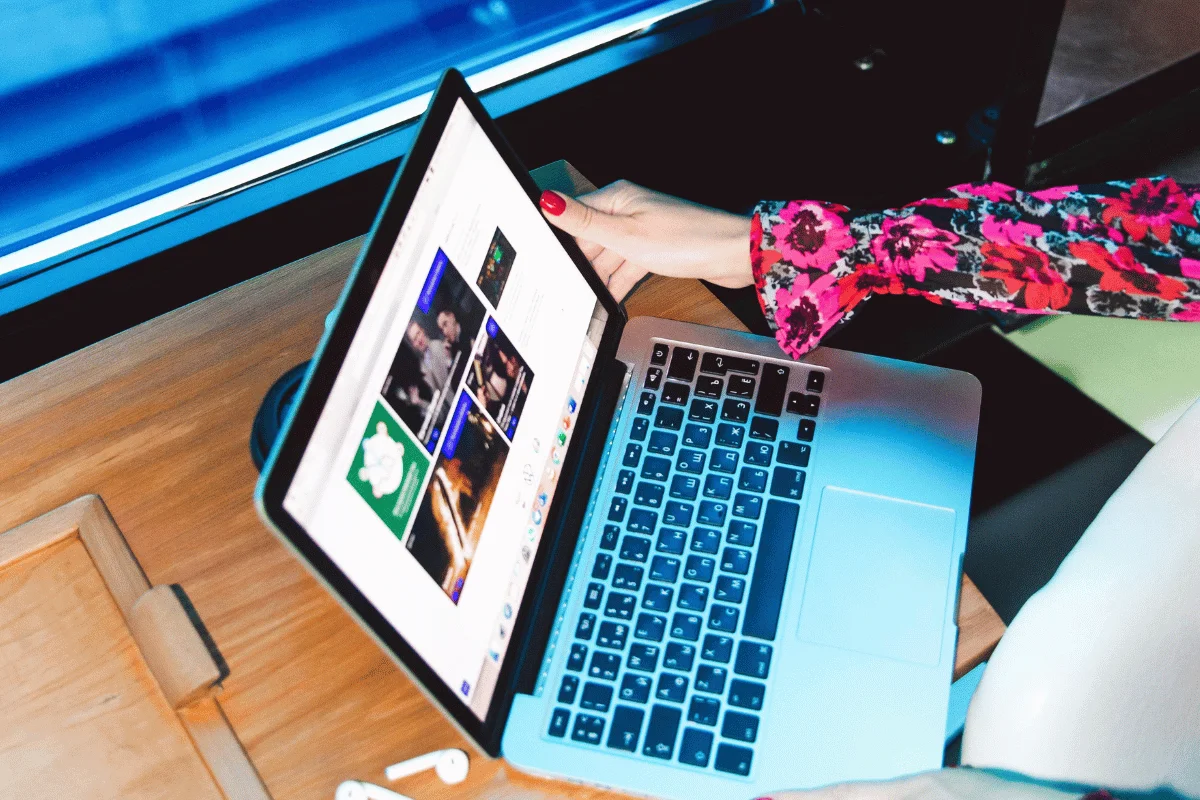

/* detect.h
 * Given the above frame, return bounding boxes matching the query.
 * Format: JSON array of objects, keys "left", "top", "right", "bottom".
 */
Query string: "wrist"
[{"left": 709, "top": 212, "right": 755, "bottom": 289}]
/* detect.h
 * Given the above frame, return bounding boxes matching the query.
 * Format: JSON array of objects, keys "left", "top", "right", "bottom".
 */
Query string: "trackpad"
[{"left": 797, "top": 487, "right": 956, "bottom": 666}]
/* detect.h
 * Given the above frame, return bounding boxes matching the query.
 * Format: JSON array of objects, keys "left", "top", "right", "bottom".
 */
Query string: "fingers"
[
  {"left": 540, "top": 190, "right": 634, "bottom": 253},
  {"left": 606, "top": 260, "right": 649, "bottom": 302},
  {"left": 590, "top": 249, "right": 626, "bottom": 284}
]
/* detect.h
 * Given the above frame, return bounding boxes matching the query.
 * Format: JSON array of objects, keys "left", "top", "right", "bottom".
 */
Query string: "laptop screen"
[{"left": 283, "top": 98, "right": 607, "bottom": 718}]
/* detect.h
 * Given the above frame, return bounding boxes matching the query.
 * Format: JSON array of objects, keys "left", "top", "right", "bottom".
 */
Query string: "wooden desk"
[{"left": 0, "top": 238, "right": 1004, "bottom": 799}]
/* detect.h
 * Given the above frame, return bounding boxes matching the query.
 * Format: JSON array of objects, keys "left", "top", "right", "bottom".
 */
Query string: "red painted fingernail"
[{"left": 540, "top": 190, "right": 565, "bottom": 216}]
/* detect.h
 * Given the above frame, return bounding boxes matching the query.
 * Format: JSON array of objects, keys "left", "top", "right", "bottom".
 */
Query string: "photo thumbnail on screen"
[
  {"left": 405, "top": 392, "right": 509, "bottom": 603},
  {"left": 476, "top": 227, "right": 516, "bottom": 307},
  {"left": 381, "top": 249, "right": 486, "bottom": 451},
  {"left": 466, "top": 317, "right": 533, "bottom": 440},
  {"left": 345, "top": 401, "right": 431, "bottom": 541}
]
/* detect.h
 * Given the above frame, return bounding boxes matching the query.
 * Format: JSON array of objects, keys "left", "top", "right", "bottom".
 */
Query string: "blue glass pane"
[{"left": 0, "top": 0, "right": 675, "bottom": 258}]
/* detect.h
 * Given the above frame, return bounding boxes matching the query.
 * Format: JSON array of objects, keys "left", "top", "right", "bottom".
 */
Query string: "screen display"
[{"left": 283, "top": 99, "right": 607, "bottom": 718}]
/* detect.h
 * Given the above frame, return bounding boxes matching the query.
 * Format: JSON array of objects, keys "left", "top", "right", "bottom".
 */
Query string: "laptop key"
[
  {"left": 572, "top": 713, "right": 605, "bottom": 744},
  {"left": 738, "top": 468, "right": 768, "bottom": 493},
  {"left": 695, "top": 664, "right": 727, "bottom": 694},
  {"left": 682, "top": 423, "right": 711, "bottom": 448},
  {"left": 778, "top": 441, "right": 812, "bottom": 468},
  {"left": 770, "top": 467, "right": 805, "bottom": 500},
  {"left": 671, "top": 612, "right": 703, "bottom": 641},
  {"left": 656, "top": 528, "right": 686, "bottom": 555},
  {"left": 600, "top": 525, "right": 620, "bottom": 550},
  {"left": 607, "top": 705, "right": 645, "bottom": 751},
  {"left": 703, "top": 474, "right": 733, "bottom": 500},
  {"left": 701, "top": 634, "right": 733, "bottom": 663},
  {"left": 727, "top": 375, "right": 756, "bottom": 397},
  {"left": 695, "top": 375, "right": 723, "bottom": 398},
  {"left": 597, "top": 621, "right": 629, "bottom": 649},
  {"left": 688, "top": 696, "right": 721, "bottom": 726},
  {"left": 677, "top": 583, "right": 709, "bottom": 611},
  {"left": 684, "top": 556, "right": 715, "bottom": 583},
  {"left": 663, "top": 501, "right": 694, "bottom": 527},
  {"left": 715, "top": 423, "right": 744, "bottom": 448},
  {"left": 642, "top": 585, "right": 674, "bottom": 612},
  {"left": 749, "top": 416, "right": 778, "bottom": 441},
  {"left": 728, "top": 679, "right": 765, "bottom": 710},
  {"left": 643, "top": 704, "right": 682, "bottom": 759},
  {"left": 648, "top": 556, "right": 680, "bottom": 583},
  {"left": 588, "top": 651, "right": 622, "bottom": 681},
  {"left": 623, "top": 443, "right": 642, "bottom": 467},
  {"left": 720, "top": 547, "right": 752, "bottom": 575},
  {"left": 726, "top": 521, "right": 757, "bottom": 547},
  {"left": 787, "top": 392, "right": 820, "bottom": 417},
  {"left": 688, "top": 398, "right": 719, "bottom": 423},
  {"left": 676, "top": 449, "right": 705, "bottom": 474},
  {"left": 662, "top": 382, "right": 690, "bottom": 406},
  {"left": 638, "top": 392, "right": 656, "bottom": 415},
  {"left": 604, "top": 592, "right": 636, "bottom": 620},
  {"left": 699, "top": 352, "right": 729, "bottom": 375},
  {"left": 593, "top": 554, "right": 612, "bottom": 580},
  {"left": 583, "top": 583, "right": 604, "bottom": 609},
  {"left": 627, "top": 643, "right": 660, "bottom": 672},
  {"left": 669, "top": 475, "right": 700, "bottom": 501},
  {"left": 619, "top": 536, "right": 651, "bottom": 563},
  {"left": 745, "top": 442, "right": 774, "bottom": 467},
  {"left": 714, "top": 576, "right": 745, "bottom": 603},
  {"left": 710, "top": 449, "right": 739, "bottom": 473},
  {"left": 797, "top": 418, "right": 816, "bottom": 442},
  {"left": 708, "top": 604, "right": 740, "bottom": 633},
  {"left": 567, "top": 643, "right": 588, "bottom": 671},
  {"left": 721, "top": 398, "right": 750, "bottom": 423},
  {"left": 615, "top": 469, "right": 635, "bottom": 494},
  {"left": 634, "top": 612, "right": 666, "bottom": 641},
  {"left": 743, "top": 499, "right": 799, "bottom": 640},
  {"left": 679, "top": 728, "right": 714, "bottom": 768},
  {"left": 608, "top": 497, "right": 627, "bottom": 522},
  {"left": 807, "top": 370, "right": 825, "bottom": 392},
  {"left": 697, "top": 500, "right": 727, "bottom": 527},
  {"left": 581, "top": 682, "right": 614, "bottom": 712},
  {"left": 612, "top": 564, "right": 643, "bottom": 592},
  {"left": 664, "top": 642, "right": 695, "bottom": 671},
  {"left": 635, "top": 481, "right": 665, "bottom": 508},
  {"left": 732, "top": 493, "right": 762, "bottom": 520},
  {"left": 620, "top": 674, "right": 653, "bottom": 703},
  {"left": 655, "top": 406, "right": 684, "bottom": 430},
  {"left": 668, "top": 348, "right": 699, "bottom": 382},
  {"left": 630, "top": 417, "right": 649, "bottom": 442},
  {"left": 641, "top": 456, "right": 671, "bottom": 481},
  {"left": 651, "top": 342, "right": 670, "bottom": 365},
  {"left": 648, "top": 430, "right": 677, "bottom": 456},
  {"left": 644, "top": 367, "right": 663, "bottom": 390},
  {"left": 559, "top": 675, "right": 579, "bottom": 704},
  {"left": 755, "top": 363, "right": 791, "bottom": 416},
  {"left": 734, "top": 641, "right": 773, "bottom": 679},
  {"left": 627, "top": 509, "right": 657, "bottom": 535},
  {"left": 690, "top": 528, "right": 721, "bottom": 554},
  {"left": 549, "top": 707, "right": 571, "bottom": 737},
  {"left": 714, "top": 743, "right": 753, "bottom": 776},
  {"left": 722, "top": 711, "right": 759, "bottom": 743},
  {"left": 655, "top": 672, "right": 689, "bottom": 702}
]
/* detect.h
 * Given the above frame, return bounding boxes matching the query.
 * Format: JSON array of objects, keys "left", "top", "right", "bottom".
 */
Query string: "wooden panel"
[{"left": 0, "top": 167, "right": 1003, "bottom": 800}]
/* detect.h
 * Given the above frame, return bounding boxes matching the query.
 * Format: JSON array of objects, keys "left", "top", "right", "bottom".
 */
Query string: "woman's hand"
[
  {"left": 539, "top": 180, "right": 754, "bottom": 301},
  {"left": 756, "top": 768, "right": 1087, "bottom": 800}
]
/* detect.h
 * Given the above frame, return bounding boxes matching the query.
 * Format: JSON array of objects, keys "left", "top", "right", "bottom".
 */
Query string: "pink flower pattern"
[{"left": 752, "top": 178, "right": 1200, "bottom": 356}]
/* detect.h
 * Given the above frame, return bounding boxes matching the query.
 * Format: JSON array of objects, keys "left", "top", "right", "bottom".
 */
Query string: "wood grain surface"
[{"left": 0, "top": 235, "right": 1003, "bottom": 799}]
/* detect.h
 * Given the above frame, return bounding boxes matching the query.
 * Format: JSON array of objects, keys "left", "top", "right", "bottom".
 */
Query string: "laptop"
[{"left": 256, "top": 69, "right": 982, "bottom": 798}]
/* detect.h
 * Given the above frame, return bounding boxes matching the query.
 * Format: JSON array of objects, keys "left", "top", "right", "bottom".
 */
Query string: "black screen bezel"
[{"left": 256, "top": 68, "right": 626, "bottom": 755}]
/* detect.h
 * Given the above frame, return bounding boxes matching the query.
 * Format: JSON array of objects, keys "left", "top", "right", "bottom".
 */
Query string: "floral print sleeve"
[{"left": 751, "top": 176, "right": 1200, "bottom": 357}]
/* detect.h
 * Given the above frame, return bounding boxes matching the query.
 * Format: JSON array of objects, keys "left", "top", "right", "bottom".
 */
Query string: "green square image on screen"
[{"left": 347, "top": 400, "right": 431, "bottom": 541}]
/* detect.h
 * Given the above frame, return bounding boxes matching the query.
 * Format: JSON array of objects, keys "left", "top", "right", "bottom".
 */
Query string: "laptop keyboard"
[{"left": 546, "top": 339, "right": 826, "bottom": 778}]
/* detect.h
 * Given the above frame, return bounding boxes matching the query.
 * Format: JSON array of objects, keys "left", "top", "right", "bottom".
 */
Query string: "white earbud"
[
  {"left": 384, "top": 748, "right": 469, "bottom": 784},
  {"left": 334, "top": 781, "right": 414, "bottom": 800}
]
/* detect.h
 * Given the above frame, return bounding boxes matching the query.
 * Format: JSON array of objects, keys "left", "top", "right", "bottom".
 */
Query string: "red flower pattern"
[{"left": 1099, "top": 177, "right": 1197, "bottom": 245}]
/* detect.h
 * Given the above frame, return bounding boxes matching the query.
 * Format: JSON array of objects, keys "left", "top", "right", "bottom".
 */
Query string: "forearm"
[{"left": 752, "top": 178, "right": 1200, "bottom": 357}]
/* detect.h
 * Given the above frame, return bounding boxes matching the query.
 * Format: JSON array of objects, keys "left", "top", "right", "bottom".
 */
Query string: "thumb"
[{"left": 539, "top": 190, "right": 631, "bottom": 251}]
